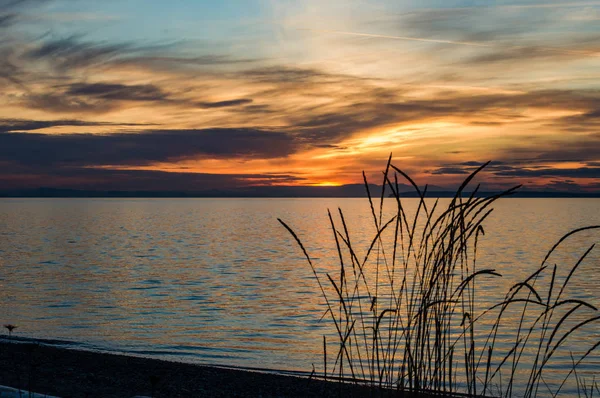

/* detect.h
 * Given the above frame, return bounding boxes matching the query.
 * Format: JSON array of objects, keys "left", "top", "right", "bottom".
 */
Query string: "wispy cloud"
[
  {"left": 64, "top": 82, "right": 169, "bottom": 101},
  {"left": 24, "top": 36, "right": 158, "bottom": 72}
]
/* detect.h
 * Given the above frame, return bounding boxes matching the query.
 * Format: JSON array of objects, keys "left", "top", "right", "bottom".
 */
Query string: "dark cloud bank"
[
  {"left": 0, "top": 127, "right": 296, "bottom": 167},
  {"left": 0, "top": 126, "right": 302, "bottom": 192}
]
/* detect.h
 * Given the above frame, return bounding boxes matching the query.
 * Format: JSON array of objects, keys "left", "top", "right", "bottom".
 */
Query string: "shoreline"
[{"left": 0, "top": 340, "right": 405, "bottom": 397}]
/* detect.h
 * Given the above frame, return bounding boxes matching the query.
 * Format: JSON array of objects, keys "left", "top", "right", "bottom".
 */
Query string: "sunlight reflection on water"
[{"left": 0, "top": 198, "right": 598, "bottom": 395}]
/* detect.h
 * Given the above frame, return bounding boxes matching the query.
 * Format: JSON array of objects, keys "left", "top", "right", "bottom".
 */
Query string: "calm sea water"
[{"left": 0, "top": 198, "right": 599, "bottom": 395}]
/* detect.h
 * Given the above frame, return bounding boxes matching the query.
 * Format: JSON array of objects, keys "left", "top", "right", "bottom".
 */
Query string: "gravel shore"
[{"left": 0, "top": 341, "right": 407, "bottom": 397}]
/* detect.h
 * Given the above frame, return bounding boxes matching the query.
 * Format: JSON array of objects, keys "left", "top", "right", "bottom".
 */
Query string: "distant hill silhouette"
[{"left": 1, "top": 185, "right": 598, "bottom": 198}]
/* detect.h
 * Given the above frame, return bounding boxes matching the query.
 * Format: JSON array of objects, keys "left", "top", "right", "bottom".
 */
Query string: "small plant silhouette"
[{"left": 4, "top": 324, "right": 17, "bottom": 337}]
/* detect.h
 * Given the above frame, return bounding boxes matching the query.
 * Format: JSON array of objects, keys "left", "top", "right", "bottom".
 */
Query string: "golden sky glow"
[{"left": 0, "top": 0, "right": 599, "bottom": 193}]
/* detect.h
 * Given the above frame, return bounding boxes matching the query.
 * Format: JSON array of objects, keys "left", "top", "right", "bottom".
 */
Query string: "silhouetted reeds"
[{"left": 279, "top": 157, "right": 599, "bottom": 397}]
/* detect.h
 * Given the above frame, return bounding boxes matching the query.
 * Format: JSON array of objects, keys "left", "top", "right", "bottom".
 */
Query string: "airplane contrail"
[
  {"left": 302, "top": 28, "right": 600, "bottom": 58},
  {"left": 300, "top": 28, "right": 492, "bottom": 48},
  {"left": 502, "top": 1, "right": 600, "bottom": 9}
]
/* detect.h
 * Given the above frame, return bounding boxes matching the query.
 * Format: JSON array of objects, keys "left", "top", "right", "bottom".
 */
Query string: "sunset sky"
[{"left": 1, "top": 0, "right": 599, "bottom": 192}]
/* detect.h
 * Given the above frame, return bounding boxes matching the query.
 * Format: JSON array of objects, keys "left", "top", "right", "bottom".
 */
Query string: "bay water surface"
[{"left": 0, "top": 198, "right": 598, "bottom": 394}]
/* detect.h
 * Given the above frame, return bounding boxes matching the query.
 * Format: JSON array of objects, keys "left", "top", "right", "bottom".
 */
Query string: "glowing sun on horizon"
[{"left": 311, "top": 181, "right": 343, "bottom": 187}]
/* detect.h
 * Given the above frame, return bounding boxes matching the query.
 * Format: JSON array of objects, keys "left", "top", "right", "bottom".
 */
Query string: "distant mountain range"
[{"left": 1, "top": 185, "right": 599, "bottom": 198}]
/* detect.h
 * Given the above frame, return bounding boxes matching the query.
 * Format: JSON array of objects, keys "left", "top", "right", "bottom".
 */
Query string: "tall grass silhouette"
[{"left": 279, "top": 157, "right": 599, "bottom": 397}]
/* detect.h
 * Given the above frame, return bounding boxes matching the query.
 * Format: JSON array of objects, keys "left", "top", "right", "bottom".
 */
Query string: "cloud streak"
[
  {"left": 0, "top": 166, "right": 306, "bottom": 191},
  {"left": 0, "top": 118, "right": 152, "bottom": 131}
]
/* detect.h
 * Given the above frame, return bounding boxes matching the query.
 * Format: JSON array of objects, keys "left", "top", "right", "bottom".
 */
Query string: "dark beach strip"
[{"left": 0, "top": 340, "right": 469, "bottom": 398}]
